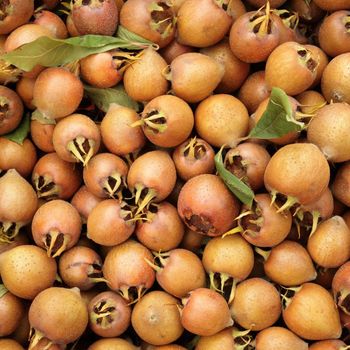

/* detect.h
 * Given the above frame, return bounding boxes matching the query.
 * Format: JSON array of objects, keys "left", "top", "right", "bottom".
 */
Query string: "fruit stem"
[
  {"left": 0, "top": 221, "right": 22, "bottom": 243},
  {"left": 235, "top": 210, "right": 253, "bottom": 221},
  {"left": 183, "top": 136, "right": 198, "bottom": 160},
  {"left": 276, "top": 195, "right": 298, "bottom": 213},
  {"left": 162, "top": 65, "right": 172, "bottom": 81},
  {"left": 227, "top": 278, "right": 237, "bottom": 305},
  {"left": 258, "top": 1, "right": 271, "bottom": 37},
  {"left": 33, "top": 175, "right": 59, "bottom": 199},
  {"left": 135, "top": 188, "right": 157, "bottom": 215},
  {"left": 144, "top": 257, "right": 162, "bottom": 273},
  {"left": 209, "top": 271, "right": 221, "bottom": 292},
  {"left": 67, "top": 136, "right": 96, "bottom": 166},
  {"left": 0, "top": 59, "right": 22, "bottom": 84},
  {"left": 143, "top": 111, "right": 168, "bottom": 133},
  {"left": 222, "top": 225, "right": 243, "bottom": 238},
  {"left": 0, "top": 284, "right": 8, "bottom": 298},
  {"left": 28, "top": 329, "right": 46, "bottom": 350},
  {"left": 255, "top": 247, "right": 271, "bottom": 261},
  {"left": 102, "top": 172, "right": 123, "bottom": 199},
  {"left": 309, "top": 210, "right": 320, "bottom": 236},
  {"left": 45, "top": 229, "right": 69, "bottom": 258}
]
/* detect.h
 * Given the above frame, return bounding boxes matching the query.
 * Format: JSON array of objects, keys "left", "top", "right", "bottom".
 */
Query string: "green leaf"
[
  {"left": 248, "top": 87, "right": 304, "bottom": 139},
  {"left": 0, "top": 284, "right": 8, "bottom": 298},
  {"left": 1, "top": 27, "right": 155, "bottom": 72},
  {"left": 215, "top": 147, "right": 254, "bottom": 208},
  {"left": 3, "top": 113, "right": 30, "bottom": 145},
  {"left": 84, "top": 84, "right": 139, "bottom": 112},
  {"left": 117, "top": 25, "right": 159, "bottom": 50}
]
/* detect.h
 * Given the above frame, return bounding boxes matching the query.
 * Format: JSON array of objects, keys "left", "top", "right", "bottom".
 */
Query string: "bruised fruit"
[{"left": 177, "top": 174, "right": 240, "bottom": 236}]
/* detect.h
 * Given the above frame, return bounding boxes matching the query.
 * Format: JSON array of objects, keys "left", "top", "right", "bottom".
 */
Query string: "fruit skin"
[
  {"left": 307, "top": 216, "right": 350, "bottom": 268},
  {"left": 0, "top": 0, "right": 34, "bottom": 35},
  {"left": 176, "top": 0, "right": 233, "bottom": 48},
  {"left": 88, "top": 338, "right": 137, "bottom": 350},
  {"left": 321, "top": 53, "right": 350, "bottom": 104},
  {"left": 263, "top": 240, "right": 316, "bottom": 286},
  {"left": 0, "top": 169, "right": 38, "bottom": 235},
  {"left": 0, "top": 245, "right": 57, "bottom": 300},
  {"left": 230, "top": 278, "right": 281, "bottom": 331},
  {"left": 195, "top": 94, "right": 249, "bottom": 147},
  {"left": 332, "top": 161, "right": 350, "bottom": 207},
  {"left": 101, "top": 103, "right": 145, "bottom": 156},
  {"left": 255, "top": 326, "right": 308, "bottom": 350},
  {"left": 265, "top": 42, "right": 317, "bottom": 96},
  {"left": 307, "top": 103, "right": 350, "bottom": 162},
  {"left": 282, "top": 283, "right": 342, "bottom": 340},
  {"left": 0, "top": 137, "right": 37, "bottom": 177},
  {"left": 123, "top": 47, "right": 168, "bottom": 102},
  {"left": 88, "top": 291, "right": 131, "bottom": 338},
  {"left": 0, "top": 339, "right": 24, "bottom": 350},
  {"left": 177, "top": 174, "right": 240, "bottom": 236},
  {"left": 264, "top": 143, "right": 330, "bottom": 205},
  {"left": 28, "top": 287, "right": 88, "bottom": 345},
  {"left": 181, "top": 288, "right": 233, "bottom": 336},
  {"left": 0, "top": 85, "right": 24, "bottom": 135},
  {"left": 131, "top": 290, "right": 184, "bottom": 345},
  {"left": 141, "top": 94, "right": 194, "bottom": 148},
  {"left": 72, "top": 0, "right": 119, "bottom": 36},
  {"left": 32, "top": 67, "right": 84, "bottom": 120},
  {"left": 120, "top": 0, "right": 175, "bottom": 48},
  {"left": 102, "top": 240, "right": 156, "bottom": 301},
  {"left": 0, "top": 289, "right": 24, "bottom": 336},
  {"left": 127, "top": 150, "right": 177, "bottom": 203},
  {"left": 229, "top": 10, "right": 280, "bottom": 64},
  {"left": 170, "top": 52, "right": 225, "bottom": 103}
]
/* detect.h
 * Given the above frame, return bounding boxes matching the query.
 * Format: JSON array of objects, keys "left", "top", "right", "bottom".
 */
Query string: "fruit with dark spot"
[
  {"left": 178, "top": 174, "right": 240, "bottom": 236},
  {"left": 33, "top": 10, "right": 68, "bottom": 39},
  {"left": 332, "top": 261, "right": 350, "bottom": 315}
]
